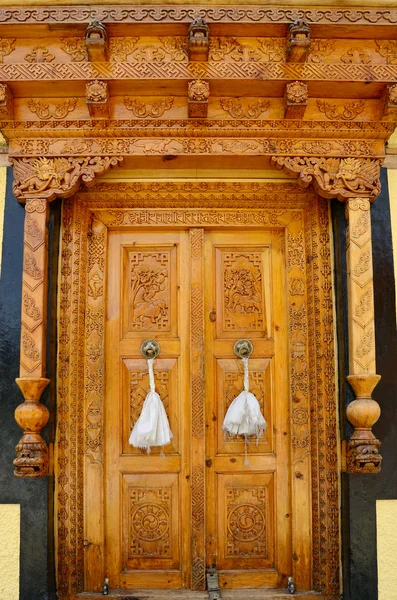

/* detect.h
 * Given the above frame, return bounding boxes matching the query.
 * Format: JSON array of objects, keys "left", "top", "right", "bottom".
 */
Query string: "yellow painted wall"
[
  {"left": 0, "top": 505, "right": 20, "bottom": 600},
  {"left": 377, "top": 500, "right": 397, "bottom": 600}
]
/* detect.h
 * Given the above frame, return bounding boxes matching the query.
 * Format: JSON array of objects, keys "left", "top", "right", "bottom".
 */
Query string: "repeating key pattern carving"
[{"left": 189, "top": 228, "right": 205, "bottom": 590}]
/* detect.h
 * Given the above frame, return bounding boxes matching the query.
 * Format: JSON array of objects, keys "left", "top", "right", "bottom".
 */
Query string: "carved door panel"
[
  {"left": 105, "top": 230, "right": 191, "bottom": 589},
  {"left": 204, "top": 230, "right": 291, "bottom": 589}
]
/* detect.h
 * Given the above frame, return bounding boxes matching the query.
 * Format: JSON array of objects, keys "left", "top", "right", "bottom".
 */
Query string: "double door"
[{"left": 105, "top": 227, "right": 292, "bottom": 591}]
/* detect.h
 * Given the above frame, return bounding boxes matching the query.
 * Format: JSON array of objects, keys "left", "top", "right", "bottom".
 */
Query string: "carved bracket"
[
  {"left": 188, "top": 79, "right": 209, "bottom": 118},
  {"left": 11, "top": 155, "right": 123, "bottom": 203},
  {"left": 287, "top": 19, "right": 311, "bottom": 63},
  {"left": 271, "top": 156, "right": 382, "bottom": 201},
  {"left": 188, "top": 17, "right": 210, "bottom": 62}
]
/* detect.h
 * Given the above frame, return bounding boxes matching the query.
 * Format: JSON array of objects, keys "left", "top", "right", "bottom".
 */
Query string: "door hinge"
[{"left": 206, "top": 566, "right": 223, "bottom": 600}]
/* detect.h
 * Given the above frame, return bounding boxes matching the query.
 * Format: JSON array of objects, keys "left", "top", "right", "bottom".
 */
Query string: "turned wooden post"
[
  {"left": 345, "top": 198, "right": 382, "bottom": 473},
  {"left": 14, "top": 196, "right": 50, "bottom": 477}
]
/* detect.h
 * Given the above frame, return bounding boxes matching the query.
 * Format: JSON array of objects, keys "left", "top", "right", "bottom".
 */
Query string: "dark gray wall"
[{"left": 332, "top": 167, "right": 397, "bottom": 600}]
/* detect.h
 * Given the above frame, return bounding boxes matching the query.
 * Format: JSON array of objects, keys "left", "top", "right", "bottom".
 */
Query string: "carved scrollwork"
[
  {"left": 271, "top": 156, "right": 381, "bottom": 201},
  {"left": 11, "top": 155, "right": 123, "bottom": 202}
]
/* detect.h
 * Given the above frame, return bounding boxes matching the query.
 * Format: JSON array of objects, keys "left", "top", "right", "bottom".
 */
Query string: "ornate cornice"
[
  {"left": 271, "top": 155, "right": 382, "bottom": 201},
  {"left": 11, "top": 155, "right": 123, "bottom": 202},
  {"left": 1, "top": 6, "right": 397, "bottom": 26}
]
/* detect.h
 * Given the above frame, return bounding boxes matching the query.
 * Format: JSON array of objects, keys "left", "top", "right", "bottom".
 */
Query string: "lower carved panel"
[
  {"left": 217, "top": 473, "right": 274, "bottom": 571},
  {"left": 123, "top": 473, "right": 179, "bottom": 570}
]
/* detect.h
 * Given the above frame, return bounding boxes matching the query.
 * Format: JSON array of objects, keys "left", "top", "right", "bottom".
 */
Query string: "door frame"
[{"left": 55, "top": 181, "right": 340, "bottom": 598}]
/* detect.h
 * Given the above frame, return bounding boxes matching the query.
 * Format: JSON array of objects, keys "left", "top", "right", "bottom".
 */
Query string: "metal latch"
[{"left": 206, "top": 566, "right": 223, "bottom": 600}]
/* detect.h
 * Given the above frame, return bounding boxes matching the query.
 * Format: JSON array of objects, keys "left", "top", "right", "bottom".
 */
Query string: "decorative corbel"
[
  {"left": 11, "top": 155, "right": 123, "bottom": 477},
  {"left": 272, "top": 155, "right": 382, "bottom": 472},
  {"left": 86, "top": 80, "right": 110, "bottom": 118},
  {"left": 188, "top": 17, "right": 210, "bottom": 62},
  {"left": 188, "top": 79, "right": 209, "bottom": 118},
  {"left": 381, "top": 83, "right": 397, "bottom": 118},
  {"left": 0, "top": 83, "right": 13, "bottom": 119},
  {"left": 85, "top": 20, "right": 109, "bottom": 62},
  {"left": 284, "top": 81, "right": 308, "bottom": 119},
  {"left": 287, "top": 19, "right": 311, "bottom": 63}
]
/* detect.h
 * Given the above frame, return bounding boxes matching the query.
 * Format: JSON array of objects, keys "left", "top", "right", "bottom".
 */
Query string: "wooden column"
[
  {"left": 10, "top": 155, "right": 123, "bottom": 477},
  {"left": 345, "top": 198, "right": 382, "bottom": 473},
  {"left": 14, "top": 196, "right": 50, "bottom": 477}
]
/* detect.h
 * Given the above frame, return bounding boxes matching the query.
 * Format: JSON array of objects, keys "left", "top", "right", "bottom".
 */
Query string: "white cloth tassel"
[
  {"left": 129, "top": 358, "right": 173, "bottom": 453},
  {"left": 222, "top": 356, "right": 267, "bottom": 465}
]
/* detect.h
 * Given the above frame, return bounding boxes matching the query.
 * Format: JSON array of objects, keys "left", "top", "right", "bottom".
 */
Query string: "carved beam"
[
  {"left": 11, "top": 155, "right": 122, "bottom": 477},
  {"left": 287, "top": 19, "right": 311, "bottom": 63},
  {"left": 85, "top": 20, "right": 109, "bottom": 62},
  {"left": 86, "top": 80, "right": 110, "bottom": 119},
  {"left": 284, "top": 81, "right": 308, "bottom": 119},
  {"left": 188, "top": 79, "right": 209, "bottom": 118},
  {"left": 345, "top": 198, "right": 381, "bottom": 473},
  {"left": 188, "top": 17, "right": 210, "bottom": 62},
  {"left": 271, "top": 156, "right": 381, "bottom": 202}
]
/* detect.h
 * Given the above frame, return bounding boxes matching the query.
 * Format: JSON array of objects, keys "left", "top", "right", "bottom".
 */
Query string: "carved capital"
[
  {"left": 271, "top": 156, "right": 381, "bottom": 201},
  {"left": 188, "top": 17, "right": 210, "bottom": 62},
  {"left": 11, "top": 156, "right": 123, "bottom": 203}
]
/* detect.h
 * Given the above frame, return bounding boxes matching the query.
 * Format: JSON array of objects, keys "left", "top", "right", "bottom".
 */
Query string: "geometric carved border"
[{"left": 56, "top": 184, "right": 339, "bottom": 596}]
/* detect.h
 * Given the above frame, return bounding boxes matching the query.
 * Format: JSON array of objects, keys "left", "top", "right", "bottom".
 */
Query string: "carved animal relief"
[{"left": 129, "top": 252, "right": 170, "bottom": 331}]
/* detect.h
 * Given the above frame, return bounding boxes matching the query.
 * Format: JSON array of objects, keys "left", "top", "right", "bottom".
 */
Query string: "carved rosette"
[{"left": 345, "top": 198, "right": 381, "bottom": 473}]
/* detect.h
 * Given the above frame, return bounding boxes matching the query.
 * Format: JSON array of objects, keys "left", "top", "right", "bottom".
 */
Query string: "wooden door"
[
  {"left": 204, "top": 230, "right": 290, "bottom": 589},
  {"left": 105, "top": 227, "right": 292, "bottom": 591},
  {"left": 105, "top": 230, "right": 191, "bottom": 589}
]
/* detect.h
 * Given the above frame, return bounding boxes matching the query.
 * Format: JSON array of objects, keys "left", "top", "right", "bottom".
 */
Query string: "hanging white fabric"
[
  {"left": 222, "top": 356, "right": 267, "bottom": 465},
  {"left": 129, "top": 357, "right": 173, "bottom": 454}
]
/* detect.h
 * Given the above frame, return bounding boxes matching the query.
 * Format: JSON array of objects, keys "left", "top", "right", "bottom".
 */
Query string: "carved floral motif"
[
  {"left": 28, "top": 98, "right": 78, "bottom": 120},
  {"left": 109, "top": 37, "right": 138, "bottom": 61},
  {"left": 220, "top": 98, "right": 269, "bottom": 119},
  {"left": 0, "top": 38, "right": 15, "bottom": 62},
  {"left": 86, "top": 80, "right": 107, "bottom": 102},
  {"left": 316, "top": 99, "right": 365, "bottom": 120},
  {"left": 341, "top": 48, "right": 371, "bottom": 64},
  {"left": 124, "top": 97, "right": 174, "bottom": 118},
  {"left": 375, "top": 40, "right": 397, "bottom": 64},
  {"left": 61, "top": 37, "right": 87, "bottom": 61},
  {"left": 25, "top": 46, "right": 55, "bottom": 63},
  {"left": 307, "top": 39, "right": 335, "bottom": 63}
]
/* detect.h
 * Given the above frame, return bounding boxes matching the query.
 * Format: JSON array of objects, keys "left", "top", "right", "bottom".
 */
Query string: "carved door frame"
[{"left": 55, "top": 182, "right": 340, "bottom": 598}]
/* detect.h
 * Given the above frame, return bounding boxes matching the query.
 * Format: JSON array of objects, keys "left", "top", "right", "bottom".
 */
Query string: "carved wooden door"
[
  {"left": 204, "top": 230, "right": 291, "bottom": 589},
  {"left": 104, "top": 227, "right": 292, "bottom": 591},
  {"left": 105, "top": 230, "right": 191, "bottom": 589}
]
